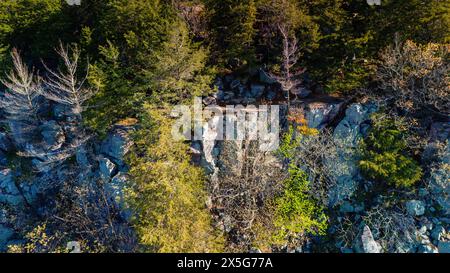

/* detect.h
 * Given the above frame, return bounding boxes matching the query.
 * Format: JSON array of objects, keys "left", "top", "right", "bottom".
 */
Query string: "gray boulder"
[
  {"left": 431, "top": 225, "right": 445, "bottom": 242},
  {"left": 259, "top": 69, "right": 277, "bottom": 84},
  {"left": 406, "top": 200, "right": 425, "bottom": 216},
  {"left": 328, "top": 175, "right": 358, "bottom": 208},
  {"left": 334, "top": 103, "right": 377, "bottom": 147},
  {"left": 304, "top": 102, "right": 343, "bottom": 129},
  {"left": 429, "top": 164, "right": 449, "bottom": 215},
  {"left": 101, "top": 127, "right": 133, "bottom": 166},
  {"left": 250, "top": 84, "right": 265, "bottom": 98},
  {"left": 346, "top": 104, "right": 366, "bottom": 124},
  {"left": 99, "top": 157, "right": 117, "bottom": 179},
  {"left": 355, "top": 225, "right": 383, "bottom": 253}
]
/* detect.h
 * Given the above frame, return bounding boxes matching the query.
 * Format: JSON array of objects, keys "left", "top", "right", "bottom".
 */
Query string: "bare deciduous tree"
[
  {"left": 173, "top": 0, "right": 208, "bottom": 38},
  {"left": 41, "top": 42, "right": 96, "bottom": 119},
  {"left": 376, "top": 37, "right": 449, "bottom": 115},
  {"left": 270, "top": 24, "right": 306, "bottom": 108},
  {"left": 336, "top": 205, "right": 416, "bottom": 252},
  {"left": 51, "top": 178, "right": 137, "bottom": 252},
  {"left": 0, "top": 49, "right": 41, "bottom": 145},
  {"left": 209, "top": 140, "right": 286, "bottom": 251},
  {"left": 292, "top": 129, "right": 342, "bottom": 206}
]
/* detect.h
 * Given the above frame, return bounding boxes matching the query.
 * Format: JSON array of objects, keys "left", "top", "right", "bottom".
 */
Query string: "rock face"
[
  {"left": 250, "top": 84, "right": 265, "bottom": 98},
  {"left": 0, "top": 224, "right": 14, "bottom": 251},
  {"left": 39, "top": 120, "right": 65, "bottom": 151},
  {"left": 106, "top": 172, "right": 132, "bottom": 221},
  {"left": 334, "top": 103, "right": 377, "bottom": 147},
  {"left": 406, "top": 200, "right": 426, "bottom": 216},
  {"left": 429, "top": 159, "right": 450, "bottom": 215},
  {"left": 0, "top": 133, "right": 12, "bottom": 152},
  {"left": 0, "top": 169, "right": 23, "bottom": 206},
  {"left": 100, "top": 126, "right": 133, "bottom": 167},
  {"left": 99, "top": 157, "right": 117, "bottom": 179},
  {"left": 304, "top": 101, "right": 343, "bottom": 129},
  {"left": 438, "top": 241, "right": 450, "bottom": 253},
  {"left": 326, "top": 103, "right": 378, "bottom": 207},
  {"left": 259, "top": 69, "right": 276, "bottom": 84}
]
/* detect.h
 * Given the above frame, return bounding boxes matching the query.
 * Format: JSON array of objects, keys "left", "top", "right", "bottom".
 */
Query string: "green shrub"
[
  {"left": 271, "top": 164, "right": 328, "bottom": 244},
  {"left": 254, "top": 127, "right": 327, "bottom": 249},
  {"left": 359, "top": 115, "right": 423, "bottom": 188}
]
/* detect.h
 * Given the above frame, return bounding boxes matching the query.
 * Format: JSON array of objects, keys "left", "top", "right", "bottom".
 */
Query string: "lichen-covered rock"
[
  {"left": 328, "top": 175, "right": 358, "bottom": 208},
  {"left": 326, "top": 103, "right": 378, "bottom": 207},
  {"left": 429, "top": 164, "right": 450, "bottom": 215},
  {"left": 406, "top": 200, "right": 426, "bottom": 216}
]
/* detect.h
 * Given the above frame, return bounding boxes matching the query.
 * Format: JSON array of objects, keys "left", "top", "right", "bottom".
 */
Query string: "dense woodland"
[{"left": 0, "top": 0, "right": 449, "bottom": 253}]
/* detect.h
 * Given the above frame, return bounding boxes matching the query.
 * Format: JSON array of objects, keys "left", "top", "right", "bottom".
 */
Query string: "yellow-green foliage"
[
  {"left": 256, "top": 126, "right": 327, "bottom": 249},
  {"left": 271, "top": 164, "right": 327, "bottom": 244},
  {"left": 7, "top": 224, "right": 100, "bottom": 253},
  {"left": 128, "top": 105, "right": 224, "bottom": 253},
  {"left": 359, "top": 114, "right": 423, "bottom": 188}
]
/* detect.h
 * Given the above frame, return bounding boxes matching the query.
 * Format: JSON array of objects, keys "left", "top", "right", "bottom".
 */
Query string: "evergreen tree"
[
  {"left": 128, "top": 105, "right": 224, "bottom": 253},
  {"left": 142, "top": 19, "right": 215, "bottom": 104},
  {"left": 359, "top": 114, "right": 423, "bottom": 188},
  {"left": 205, "top": 0, "right": 257, "bottom": 68}
]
